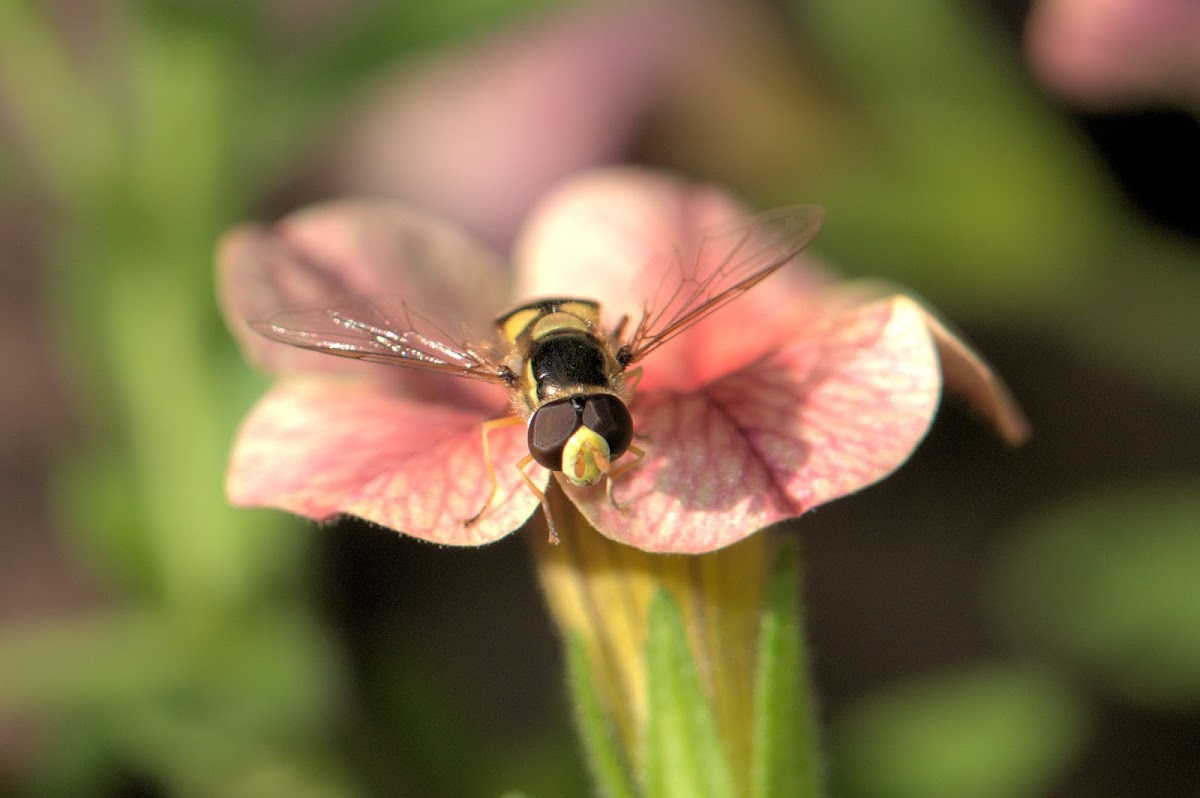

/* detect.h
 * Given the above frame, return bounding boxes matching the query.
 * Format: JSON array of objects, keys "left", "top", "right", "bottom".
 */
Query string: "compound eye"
[
  {"left": 528, "top": 398, "right": 581, "bottom": 470},
  {"left": 581, "top": 394, "right": 633, "bottom": 458}
]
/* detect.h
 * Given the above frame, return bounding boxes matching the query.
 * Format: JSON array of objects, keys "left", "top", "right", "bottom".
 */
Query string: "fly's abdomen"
[{"left": 529, "top": 334, "right": 609, "bottom": 401}]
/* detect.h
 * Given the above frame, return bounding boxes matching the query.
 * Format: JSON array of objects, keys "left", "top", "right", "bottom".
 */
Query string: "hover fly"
[{"left": 250, "top": 205, "right": 823, "bottom": 542}]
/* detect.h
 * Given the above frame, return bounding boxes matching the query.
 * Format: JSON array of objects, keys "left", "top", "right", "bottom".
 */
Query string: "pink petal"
[
  {"left": 335, "top": 2, "right": 703, "bottom": 249},
  {"left": 515, "top": 167, "right": 831, "bottom": 391},
  {"left": 218, "top": 198, "right": 511, "bottom": 406},
  {"left": 227, "top": 378, "right": 544, "bottom": 546},
  {"left": 567, "top": 295, "right": 941, "bottom": 553},
  {"left": 922, "top": 311, "right": 1030, "bottom": 446}
]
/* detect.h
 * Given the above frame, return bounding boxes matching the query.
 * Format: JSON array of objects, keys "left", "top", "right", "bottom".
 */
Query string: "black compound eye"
[
  {"left": 528, "top": 398, "right": 582, "bottom": 470},
  {"left": 581, "top": 394, "right": 633, "bottom": 458}
]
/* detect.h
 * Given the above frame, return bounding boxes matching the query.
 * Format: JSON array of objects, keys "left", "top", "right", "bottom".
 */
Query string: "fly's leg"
[
  {"left": 624, "top": 366, "right": 644, "bottom": 396},
  {"left": 604, "top": 444, "right": 646, "bottom": 512},
  {"left": 610, "top": 314, "right": 630, "bottom": 342},
  {"left": 464, "top": 416, "right": 524, "bottom": 527},
  {"left": 515, "top": 454, "right": 559, "bottom": 544}
]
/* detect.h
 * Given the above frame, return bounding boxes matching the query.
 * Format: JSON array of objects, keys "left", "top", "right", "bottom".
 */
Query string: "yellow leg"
[
  {"left": 624, "top": 365, "right": 644, "bottom": 395},
  {"left": 464, "top": 416, "right": 524, "bottom": 527},
  {"left": 610, "top": 314, "right": 630, "bottom": 342},
  {"left": 516, "top": 453, "right": 559, "bottom": 544},
  {"left": 604, "top": 444, "right": 646, "bottom": 511}
]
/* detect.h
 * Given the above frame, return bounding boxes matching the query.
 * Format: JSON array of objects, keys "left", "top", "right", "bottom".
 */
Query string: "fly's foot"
[{"left": 605, "top": 479, "right": 628, "bottom": 513}]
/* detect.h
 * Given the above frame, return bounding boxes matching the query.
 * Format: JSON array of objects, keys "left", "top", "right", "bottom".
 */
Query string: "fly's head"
[{"left": 528, "top": 393, "right": 633, "bottom": 486}]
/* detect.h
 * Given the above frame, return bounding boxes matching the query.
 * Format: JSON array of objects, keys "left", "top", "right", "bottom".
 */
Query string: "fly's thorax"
[
  {"left": 527, "top": 333, "right": 611, "bottom": 402},
  {"left": 527, "top": 393, "right": 634, "bottom": 484},
  {"left": 494, "top": 296, "right": 629, "bottom": 425}
]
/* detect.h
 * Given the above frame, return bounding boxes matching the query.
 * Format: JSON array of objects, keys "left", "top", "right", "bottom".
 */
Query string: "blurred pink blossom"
[
  {"left": 334, "top": 1, "right": 703, "bottom": 248},
  {"left": 1026, "top": 0, "right": 1200, "bottom": 111}
]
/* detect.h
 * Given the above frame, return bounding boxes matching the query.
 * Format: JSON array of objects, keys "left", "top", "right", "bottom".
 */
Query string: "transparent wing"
[
  {"left": 250, "top": 295, "right": 512, "bottom": 384},
  {"left": 618, "top": 205, "right": 824, "bottom": 365}
]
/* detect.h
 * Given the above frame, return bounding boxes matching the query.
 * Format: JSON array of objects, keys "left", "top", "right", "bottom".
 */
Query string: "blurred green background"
[{"left": 1, "top": 1, "right": 1197, "bottom": 796}]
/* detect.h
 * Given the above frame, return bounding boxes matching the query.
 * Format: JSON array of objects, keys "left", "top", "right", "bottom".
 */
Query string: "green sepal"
[
  {"left": 642, "top": 589, "right": 736, "bottom": 798},
  {"left": 565, "top": 632, "right": 640, "bottom": 798},
  {"left": 750, "top": 539, "right": 824, "bottom": 798}
]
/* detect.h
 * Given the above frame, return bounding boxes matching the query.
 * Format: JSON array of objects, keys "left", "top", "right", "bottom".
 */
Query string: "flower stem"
[{"left": 528, "top": 485, "right": 825, "bottom": 797}]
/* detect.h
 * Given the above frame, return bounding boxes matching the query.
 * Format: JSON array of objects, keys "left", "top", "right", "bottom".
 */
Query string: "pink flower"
[
  {"left": 219, "top": 168, "right": 1027, "bottom": 553},
  {"left": 1026, "top": 0, "right": 1200, "bottom": 111},
  {"left": 333, "top": 0, "right": 703, "bottom": 249}
]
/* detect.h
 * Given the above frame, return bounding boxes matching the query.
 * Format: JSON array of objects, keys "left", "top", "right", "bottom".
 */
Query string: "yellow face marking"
[{"left": 561, "top": 426, "right": 611, "bottom": 486}]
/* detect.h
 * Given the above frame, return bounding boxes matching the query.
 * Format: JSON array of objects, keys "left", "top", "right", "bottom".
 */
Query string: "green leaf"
[
  {"left": 565, "top": 633, "right": 639, "bottom": 798},
  {"left": 797, "top": 0, "right": 1117, "bottom": 311},
  {"left": 996, "top": 482, "right": 1200, "bottom": 705},
  {"left": 833, "top": 667, "right": 1085, "bottom": 798},
  {"left": 642, "top": 590, "right": 735, "bottom": 798},
  {"left": 750, "top": 540, "right": 823, "bottom": 798},
  {"left": 0, "top": 610, "right": 342, "bottom": 795}
]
